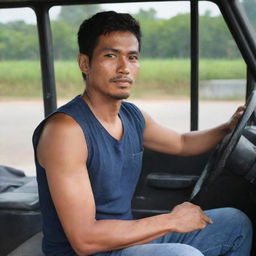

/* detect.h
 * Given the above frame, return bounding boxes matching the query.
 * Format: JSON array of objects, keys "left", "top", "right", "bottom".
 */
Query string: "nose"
[{"left": 117, "top": 57, "right": 129, "bottom": 75}]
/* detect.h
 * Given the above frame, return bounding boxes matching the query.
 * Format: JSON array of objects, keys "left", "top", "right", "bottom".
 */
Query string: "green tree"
[
  {"left": 134, "top": 8, "right": 157, "bottom": 21},
  {"left": 51, "top": 21, "right": 77, "bottom": 60},
  {"left": 0, "top": 21, "right": 38, "bottom": 60},
  {"left": 199, "top": 15, "right": 241, "bottom": 59},
  {"left": 134, "top": 8, "right": 160, "bottom": 57},
  {"left": 58, "top": 4, "right": 103, "bottom": 27},
  {"left": 52, "top": 5, "right": 103, "bottom": 60},
  {"left": 157, "top": 14, "right": 190, "bottom": 58},
  {"left": 0, "top": 6, "right": 246, "bottom": 60}
]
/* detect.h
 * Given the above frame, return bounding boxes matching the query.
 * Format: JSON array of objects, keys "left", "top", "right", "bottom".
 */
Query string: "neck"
[{"left": 81, "top": 90, "right": 122, "bottom": 123}]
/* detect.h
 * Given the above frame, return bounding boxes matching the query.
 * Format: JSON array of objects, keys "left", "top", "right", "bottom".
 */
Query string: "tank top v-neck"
[{"left": 32, "top": 95, "right": 145, "bottom": 256}]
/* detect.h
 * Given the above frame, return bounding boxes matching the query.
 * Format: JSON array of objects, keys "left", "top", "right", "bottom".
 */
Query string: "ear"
[{"left": 78, "top": 54, "right": 90, "bottom": 75}]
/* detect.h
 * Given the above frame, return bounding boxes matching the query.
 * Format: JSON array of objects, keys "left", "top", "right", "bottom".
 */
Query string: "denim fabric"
[{"left": 102, "top": 208, "right": 252, "bottom": 256}]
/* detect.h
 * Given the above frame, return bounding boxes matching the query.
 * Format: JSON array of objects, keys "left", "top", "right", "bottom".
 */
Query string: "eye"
[
  {"left": 128, "top": 55, "right": 139, "bottom": 61},
  {"left": 104, "top": 53, "right": 116, "bottom": 58}
]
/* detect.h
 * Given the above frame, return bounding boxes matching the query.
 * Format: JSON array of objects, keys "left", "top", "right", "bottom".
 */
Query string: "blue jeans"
[{"left": 97, "top": 208, "right": 252, "bottom": 256}]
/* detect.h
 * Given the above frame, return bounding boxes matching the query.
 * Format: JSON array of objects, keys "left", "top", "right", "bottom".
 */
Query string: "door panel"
[{"left": 132, "top": 150, "right": 211, "bottom": 218}]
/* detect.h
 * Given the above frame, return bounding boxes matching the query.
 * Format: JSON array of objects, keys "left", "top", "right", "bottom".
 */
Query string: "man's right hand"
[{"left": 168, "top": 202, "right": 213, "bottom": 233}]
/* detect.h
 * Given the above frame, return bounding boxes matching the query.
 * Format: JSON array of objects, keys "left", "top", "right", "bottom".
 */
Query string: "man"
[{"left": 33, "top": 11, "right": 252, "bottom": 256}]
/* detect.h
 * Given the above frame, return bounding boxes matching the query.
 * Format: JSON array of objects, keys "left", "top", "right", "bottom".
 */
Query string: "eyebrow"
[{"left": 102, "top": 47, "right": 139, "bottom": 55}]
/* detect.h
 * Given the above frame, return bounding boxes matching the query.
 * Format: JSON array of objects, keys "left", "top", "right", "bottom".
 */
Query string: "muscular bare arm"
[
  {"left": 142, "top": 106, "right": 244, "bottom": 156},
  {"left": 37, "top": 113, "right": 211, "bottom": 256}
]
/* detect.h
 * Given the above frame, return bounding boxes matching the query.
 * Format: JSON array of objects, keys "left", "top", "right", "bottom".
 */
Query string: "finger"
[
  {"left": 198, "top": 221, "right": 208, "bottom": 230},
  {"left": 237, "top": 105, "right": 246, "bottom": 111},
  {"left": 207, "top": 218, "right": 213, "bottom": 224},
  {"left": 233, "top": 106, "right": 245, "bottom": 117},
  {"left": 235, "top": 107, "right": 245, "bottom": 116},
  {"left": 202, "top": 214, "right": 213, "bottom": 224},
  {"left": 232, "top": 108, "right": 244, "bottom": 120},
  {"left": 234, "top": 111, "right": 243, "bottom": 119}
]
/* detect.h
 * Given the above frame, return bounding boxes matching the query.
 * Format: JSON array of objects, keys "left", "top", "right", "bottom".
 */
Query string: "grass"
[
  {"left": 0, "top": 59, "right": 246, "bottom": 98},
  {"left": 0, "top": 61, "right": 41, "bottom": 97}
]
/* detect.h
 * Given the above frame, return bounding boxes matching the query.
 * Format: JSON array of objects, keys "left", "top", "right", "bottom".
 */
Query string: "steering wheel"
[{"left": 190, "top": 90, "right": 256, "bottom": 200}]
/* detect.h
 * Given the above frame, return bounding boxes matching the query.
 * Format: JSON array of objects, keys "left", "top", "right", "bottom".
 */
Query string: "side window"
[
  {"left": 50, "top": 2, "right": 248, "bottom": 133},
  {"left": 0, "top": 2, "right": 249, "bottom": 176},
  {"left": 49, "top": 2, "right": 191, "bottom": 132},
  {"left": 49, "top": 6, "right": 81, "bottom": 103},
  {"left": 198, "top": 1, "right": 246, "bottom": 130},
  {"left": 0, "top": 8, "right": 42, "bottom": 176}
]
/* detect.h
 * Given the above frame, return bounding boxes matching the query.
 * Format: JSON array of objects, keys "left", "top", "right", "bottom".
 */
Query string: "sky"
[{"left": 0, "top": 2, "right": 220, "bottom": 24}]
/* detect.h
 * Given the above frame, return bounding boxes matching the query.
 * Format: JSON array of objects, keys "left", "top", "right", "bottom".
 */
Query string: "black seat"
[
  {"left": 0, "top": 166, "right": 42, "bottom": 256},
  {"left": 7, "top": 232, "right": 44, "bottom": 256}
]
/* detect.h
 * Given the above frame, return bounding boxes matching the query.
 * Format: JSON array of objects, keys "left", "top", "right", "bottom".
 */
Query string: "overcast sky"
[{"left": 0, "top": 2, "right": 220, "bottom": 24}]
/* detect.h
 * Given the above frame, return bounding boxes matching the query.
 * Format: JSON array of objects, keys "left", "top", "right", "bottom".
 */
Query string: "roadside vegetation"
[
  {"left": 0, "top": 59, "right": 245, "bottom": 98},
  {"left": 0, "top": 1, "right": 253, "bottom": 99}
]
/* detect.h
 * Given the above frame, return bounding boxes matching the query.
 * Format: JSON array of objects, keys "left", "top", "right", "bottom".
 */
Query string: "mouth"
[
  {"left": 109, "top": 76, "right": 133, "bottom": 86},
  {"left": 114, "top": 79, "right": 132, "bottom": 85},
  {"left": 114, "top": 82, "right": 132, "bottom": 90}
]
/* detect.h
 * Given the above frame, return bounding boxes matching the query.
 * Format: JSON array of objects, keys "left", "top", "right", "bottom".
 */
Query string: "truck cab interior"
[{"left": 0, "top": 0, "right": 256, "bottom": 255}]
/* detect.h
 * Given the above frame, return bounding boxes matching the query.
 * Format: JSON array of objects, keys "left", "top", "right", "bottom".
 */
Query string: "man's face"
[{"left": 81, "top": 31, "right": 140, "bottom": 100}]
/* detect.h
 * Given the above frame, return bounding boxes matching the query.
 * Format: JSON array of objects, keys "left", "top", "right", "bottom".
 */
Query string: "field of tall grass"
[{"left": 0, "top": 59, "right": 246, "bottom": 98}]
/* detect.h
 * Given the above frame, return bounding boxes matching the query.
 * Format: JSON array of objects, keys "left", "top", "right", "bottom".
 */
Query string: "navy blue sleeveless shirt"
[{"left": 32, "top": 95, "right": 145, "bottom": 256}]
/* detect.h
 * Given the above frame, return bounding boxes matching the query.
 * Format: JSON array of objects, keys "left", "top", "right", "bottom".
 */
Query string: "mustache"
[{"left": 109, "top": 75, "right": 133, "bottom": 84}]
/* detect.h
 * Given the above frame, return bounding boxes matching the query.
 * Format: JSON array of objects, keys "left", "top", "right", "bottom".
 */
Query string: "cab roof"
[{"left": 0, "top": 0, "right": 219, "bottom": 8}]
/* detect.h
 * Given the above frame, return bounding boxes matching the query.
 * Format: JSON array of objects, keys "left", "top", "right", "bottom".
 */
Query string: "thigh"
[
  {"left": 109, "top": 243, "right": 203, "bottom": 256},
  {"left": 156, "top": 207, "right": 252, "bottom": 256}
]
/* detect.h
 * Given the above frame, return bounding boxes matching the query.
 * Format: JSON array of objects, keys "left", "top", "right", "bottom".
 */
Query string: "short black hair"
[{"left": 78, "top": 11, "right": 141, "bottom": 61}]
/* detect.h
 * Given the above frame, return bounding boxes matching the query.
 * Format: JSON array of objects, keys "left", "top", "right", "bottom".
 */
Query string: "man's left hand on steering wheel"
[
  {"left": 225, "top": 105, "right": 246, "bottom": 133},
  {"left": 191, "top": 90, "right": 256, "bottom": 200}
]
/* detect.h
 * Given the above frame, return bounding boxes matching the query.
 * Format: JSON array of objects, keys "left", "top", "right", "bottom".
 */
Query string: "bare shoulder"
[
  {"left": 37, "top": 113, "right": 87, "bottom": 168},
  {"left": 39, "top": 113, "right": 84, "bottom": 145},
  {"left": 43, "top": 112, "right": 81, "bottom": 132},
  {"left": 138, "top": 109, "right": 153, "bottom": 126}
]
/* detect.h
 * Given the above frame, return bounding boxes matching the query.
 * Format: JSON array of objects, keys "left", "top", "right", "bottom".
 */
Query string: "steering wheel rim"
[{"left": 191, "top": 90, "right": 256, "bottom": 200}]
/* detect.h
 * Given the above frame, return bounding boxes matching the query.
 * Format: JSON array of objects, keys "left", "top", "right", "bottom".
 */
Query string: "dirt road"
[{"left": 0, "top": 98, "right": 243, "bottom": 176}]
